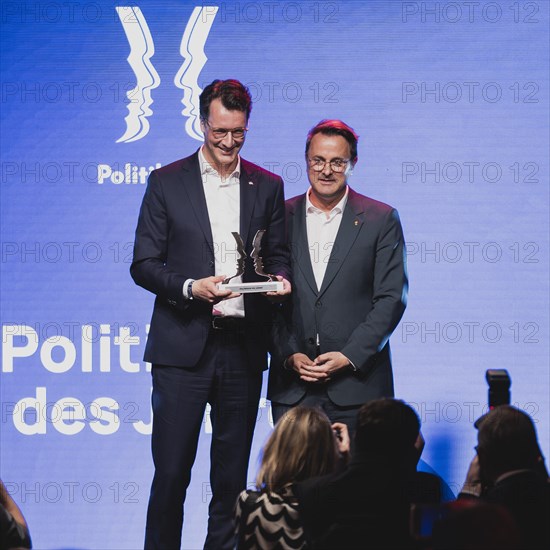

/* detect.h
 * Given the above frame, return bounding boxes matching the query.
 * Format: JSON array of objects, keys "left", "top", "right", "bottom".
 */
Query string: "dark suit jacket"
[
  {"left": 483, "top": 470, "right": 550, "bottom": 549},
  {"left": 268, "top": 188, "right": 408, "bottom": 406},
  {"left": 130, "top": 151, "right": 290, "bottom": 370}
]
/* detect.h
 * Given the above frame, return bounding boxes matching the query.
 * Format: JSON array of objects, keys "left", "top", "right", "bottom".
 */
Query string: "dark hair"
[
  {"left": 199, "top": 79, "right": 252, "bottom": 122},
  {"left": 305, "top": 119, "right": 359, "bottom": 162},
  {"left": 355, "top": 398, "right": 420, "bottom": 455},
  {"left": 476, "top": 405, "right": 541, "bottom": 474}
]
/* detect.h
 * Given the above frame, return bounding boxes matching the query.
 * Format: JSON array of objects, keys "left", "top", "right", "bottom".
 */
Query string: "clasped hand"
[{"left": 287, "top": 351, "right": 351, "bottom": 383}]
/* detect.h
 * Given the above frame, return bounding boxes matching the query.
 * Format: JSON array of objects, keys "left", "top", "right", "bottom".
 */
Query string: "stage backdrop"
[{"left": 1, "top": 1, "right": 548, "bottom": 548}]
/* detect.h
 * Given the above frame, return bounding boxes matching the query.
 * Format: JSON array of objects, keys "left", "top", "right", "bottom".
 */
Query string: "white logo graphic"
[
  {"left": 115, "top": 7, "right": 160, "bottom": 143},
  {"left": 174, "top": 7, "right": 218, "bottom": 141},
  {"left": 116, "top": 6, "right": 218, "bottom": 144}
]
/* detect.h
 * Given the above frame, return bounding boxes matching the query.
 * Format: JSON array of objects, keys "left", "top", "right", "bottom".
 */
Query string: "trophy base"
[{"left": 218, "top": 281, "right": 283, "bottom": 294}]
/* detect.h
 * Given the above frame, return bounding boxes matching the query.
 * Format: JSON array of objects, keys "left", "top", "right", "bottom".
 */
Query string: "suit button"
[
  {"left": 307, "top": 337, "right": 315, "bottom": 345},
  {"left": 315, "top": 300, "right": 322, "bottom": 307},
  {"left": 209, "top": 261, "right": 214, "bottom": 267}
]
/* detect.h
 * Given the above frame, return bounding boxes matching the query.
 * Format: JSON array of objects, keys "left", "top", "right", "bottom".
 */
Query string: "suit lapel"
[
  {"left": 318, "top": 189, "right": 365, "bottom": 297},
  {"left": 180, "top": 152, "right": 214, "bottom": 255},
  {"left": 239, "top": 162, "right": 259, "bottom": 250},
  {"left": 290, "top": 195, "right": 318, "bottom": 295}
]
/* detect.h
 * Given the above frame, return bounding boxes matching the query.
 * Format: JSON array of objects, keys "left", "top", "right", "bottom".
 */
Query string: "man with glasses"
[
  {"left": 268, "top": 119, "right": 408, "bottom": 438},
  {"left": 131, "top": 79, "right": 290, "bottom": 549}
]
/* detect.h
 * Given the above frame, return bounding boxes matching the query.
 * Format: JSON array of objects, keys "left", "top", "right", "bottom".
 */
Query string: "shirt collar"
[
  {"left": 199, "top": 146, "right": 241, "bottom": 182},
  {"left": 495, "top": 469, "right": 537, "bottom": 484},
  {"left": 306, "top": 185, "right": 349, "bottom": 216}
]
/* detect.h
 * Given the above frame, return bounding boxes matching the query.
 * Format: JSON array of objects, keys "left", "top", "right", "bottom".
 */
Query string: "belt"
[{"left": 211, "top": 316, "right": 246, "bottom": 331}]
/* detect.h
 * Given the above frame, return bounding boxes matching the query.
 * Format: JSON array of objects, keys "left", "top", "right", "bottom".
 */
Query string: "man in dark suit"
[
  {"left": 131, "top": 79, "right": 291, "bottom": 550},
  {"left": 268, "top": 119, "right": 408, "bottom": 435}
]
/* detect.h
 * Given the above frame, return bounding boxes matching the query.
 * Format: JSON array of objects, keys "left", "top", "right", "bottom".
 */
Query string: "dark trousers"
[
  {"left": 144, "top": 330, "right": 262, "bottom": 550},
  {"left": 271, "top": 384, "right": 360, "bottom": 442}
]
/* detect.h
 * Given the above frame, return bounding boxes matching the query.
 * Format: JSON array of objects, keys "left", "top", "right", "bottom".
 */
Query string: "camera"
[{"left": 485, "top": 369, "right": 511, "bottom": 409}]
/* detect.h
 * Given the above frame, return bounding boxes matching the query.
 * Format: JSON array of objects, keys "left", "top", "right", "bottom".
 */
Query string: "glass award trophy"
[{"left": 217, "top": 230, "right": 283, "bottom": 293}]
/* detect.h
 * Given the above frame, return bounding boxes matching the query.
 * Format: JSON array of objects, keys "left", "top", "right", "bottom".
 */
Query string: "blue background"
[{"left": 1, "top": 1, "right": 548, "bottom": 548}]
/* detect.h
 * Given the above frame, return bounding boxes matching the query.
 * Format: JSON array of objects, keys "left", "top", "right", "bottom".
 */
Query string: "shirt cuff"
[
  {"left": 345, "top": 356, "right": 358, "bottom": 372},
  {"left": 183, "top": 279, "right": 195, "bottom": 300},
  {"left": 459, "top": 483, "right": 482, "bottom": 497}
]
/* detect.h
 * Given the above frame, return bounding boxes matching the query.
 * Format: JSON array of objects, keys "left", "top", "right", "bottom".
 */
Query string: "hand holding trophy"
[{"left": 218, "top": 230, "right": 284, "bottom": 293}]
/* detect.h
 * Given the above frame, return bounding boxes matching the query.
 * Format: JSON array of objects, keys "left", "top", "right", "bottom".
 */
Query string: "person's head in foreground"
[
  {"left": 475, "top": 404, "right": 545, "bottom": 484},
  {"left": 256, "top": 406, "right": 344, "bottom": 493},
  {"left": 355, "top": 398, "right": 421, "bottom": 465}
]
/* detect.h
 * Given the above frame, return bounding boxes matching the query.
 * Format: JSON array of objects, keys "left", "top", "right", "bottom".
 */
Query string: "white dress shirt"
[
  {"left": 183, "top": 147, "right": 245, "bottom": 318},
  {"left": 305, "top": 186, "right": 349, "bottom": 291},
  {"left": 304, "top": 186, "right": 356, "bottom": 369}
]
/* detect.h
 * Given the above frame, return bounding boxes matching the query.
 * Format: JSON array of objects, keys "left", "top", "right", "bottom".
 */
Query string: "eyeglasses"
[
  {"left": 204, "top": 120, "right": 248, "bottom": 140},
  {"left": 307, "top": 157, "right": 350, "bottom": 173}
]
